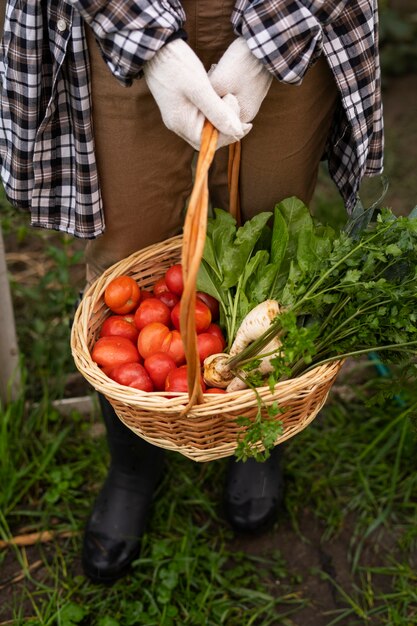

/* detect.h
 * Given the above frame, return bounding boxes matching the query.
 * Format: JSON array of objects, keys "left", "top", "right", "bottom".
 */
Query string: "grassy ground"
[
  {"left": 1, "top": 354, "right": 416, "bottom": 625},
  {"left": 1, "top": 71, "right": 417, "bottom": 626}
]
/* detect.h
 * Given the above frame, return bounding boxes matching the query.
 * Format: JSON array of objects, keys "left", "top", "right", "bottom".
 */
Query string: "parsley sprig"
[{"left": 229, "top": 206, "right": 417, "bottom": 385}]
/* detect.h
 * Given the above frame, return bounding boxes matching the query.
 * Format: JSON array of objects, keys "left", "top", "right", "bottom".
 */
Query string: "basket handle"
[{"left": 180, "top": 121, "right": 241, "bottom": 412}]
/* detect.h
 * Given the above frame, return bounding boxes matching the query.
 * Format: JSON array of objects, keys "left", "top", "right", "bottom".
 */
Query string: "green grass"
[
  {"left": 1, "top": 363, "right": 416, "bottom": 625},
  {"left": 1, "top": 178, "right": 417, "bottom": 624},
  {"left": 1, "top": 203, "right": 84, "bottom": 400},
  {"left": 0, "top": 385, "right": 307, "bottom": 625}
]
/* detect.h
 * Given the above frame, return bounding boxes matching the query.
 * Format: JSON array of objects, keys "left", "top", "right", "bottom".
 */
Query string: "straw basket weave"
[{"left": 71, "top": 122, "right": 343, "bottom": 462}]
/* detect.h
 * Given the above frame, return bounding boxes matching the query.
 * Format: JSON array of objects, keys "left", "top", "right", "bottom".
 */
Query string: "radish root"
[
  {"left": 203, "top": 300, "right": 281, "bottom": 390},
  {"left": 203, "top": 353, "right": 234, "bottom": 388}
]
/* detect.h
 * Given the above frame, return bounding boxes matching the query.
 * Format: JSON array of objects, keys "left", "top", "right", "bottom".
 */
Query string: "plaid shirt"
[{"left": 0, "top": 0, "right": 383, "bottom": 239}]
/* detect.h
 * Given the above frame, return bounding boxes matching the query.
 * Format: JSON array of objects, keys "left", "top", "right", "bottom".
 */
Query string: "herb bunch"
[
  {"left": 197, "top": 197, "right": 417, "bottom": 460},
  {"left": 230, "top": 205, "right": 417, "bottom": 387}
]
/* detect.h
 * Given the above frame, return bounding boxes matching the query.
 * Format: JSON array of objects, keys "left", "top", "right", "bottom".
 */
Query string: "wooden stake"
[{"left": 0, "top": 225, "right": 21, "bottom": 403}]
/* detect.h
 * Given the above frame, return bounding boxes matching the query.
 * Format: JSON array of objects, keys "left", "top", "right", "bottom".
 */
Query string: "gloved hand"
[
  {"left": 144, "top": 39, "right": 251, "bottom": 150},
  {"left": 209, "top": 37, "right": 273, "bottom": 123}
]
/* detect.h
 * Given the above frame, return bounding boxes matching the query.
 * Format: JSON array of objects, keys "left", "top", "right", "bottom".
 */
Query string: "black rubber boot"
[
  {"left": 82, "top": 394, "right": 165, "bottom": 583},
  {"left": 223, "top": 446, "right": 284, "bottom": 533}
]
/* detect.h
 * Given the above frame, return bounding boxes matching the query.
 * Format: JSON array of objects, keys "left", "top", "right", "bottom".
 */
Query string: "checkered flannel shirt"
[{"left": 0, "top": 0, "right": 383, "bottom": 239}]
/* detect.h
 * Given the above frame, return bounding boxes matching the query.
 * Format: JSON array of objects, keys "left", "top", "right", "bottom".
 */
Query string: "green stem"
[
  {"left": 313, "top": 297, "right": 393, "bottom": 355},
  {"left": 296, "top": 222, "right": 394, "bottom": 307},
  {"left": 299, "top": 340, "right": 417, "bottom": 374},
  {"left": 318, "top": 296, "right": 351, "bottom": 334},
  {"left": 233, "top": 275, "right": 244, "bottom": 332},
  {"left": 226, "top": 290, "right": 236, "bottom": 349}
]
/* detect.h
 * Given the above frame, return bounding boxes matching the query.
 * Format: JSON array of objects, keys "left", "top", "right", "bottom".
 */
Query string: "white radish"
[
  {"left": 226, "top": 336, "right": 282, "bottom": 392},
  {"left": 203, "top": 300, "right": 281, "bottom": 389},
  {"left": 228, "top": 300, "right": 281, "bottom": 356}
]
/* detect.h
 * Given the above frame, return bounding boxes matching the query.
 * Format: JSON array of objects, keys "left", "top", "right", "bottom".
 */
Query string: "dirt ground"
[
  {"left": 1, "top": 67, "right": 417, "bottom": 624},
  {"left": 0, "top": 505, "right": 404, "bottom": 626}
]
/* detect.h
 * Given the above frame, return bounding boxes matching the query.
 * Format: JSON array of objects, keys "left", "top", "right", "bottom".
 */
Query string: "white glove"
[
  {"left": 144, "top": 39, "right": 251, "bottom": 150},
  {"left": 209, "top": 37, "right": 273, "bottom": 123}
]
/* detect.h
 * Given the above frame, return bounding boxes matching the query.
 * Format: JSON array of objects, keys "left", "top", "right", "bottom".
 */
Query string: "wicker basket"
[{"left": 71, "top": 123, "right": 343, "bottom": 462}]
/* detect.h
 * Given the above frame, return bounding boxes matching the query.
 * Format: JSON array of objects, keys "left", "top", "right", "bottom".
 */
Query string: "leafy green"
[
  {"left": 197, "top": 197, "right": 332, "bottom": 348},
  {"left": 230, "top": 206, "right": 417, "bottom": 388},
  {"left": 198, "top": 198, "right": 417, "bottom": 460},
  {"left": 222, "top": 212, "right": 272, "bottom": 289},
  {"left": 197, "top": 209, "right": 273, "bottom": 347}
]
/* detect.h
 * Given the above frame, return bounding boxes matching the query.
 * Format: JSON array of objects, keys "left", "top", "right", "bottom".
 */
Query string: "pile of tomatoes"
[{"left": 91, "top": 264, "right": 226, "bottom": 394}]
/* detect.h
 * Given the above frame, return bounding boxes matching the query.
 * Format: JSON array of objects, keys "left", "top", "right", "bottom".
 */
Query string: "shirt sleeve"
[
  {"left": 231, "top": 0, "right": 349, "bottom": 84},
  {"left": 67, "top": 0, "right": 186, "bottom": 85}
]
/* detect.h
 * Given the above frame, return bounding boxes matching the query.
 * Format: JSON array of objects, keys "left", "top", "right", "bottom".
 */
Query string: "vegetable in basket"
[
  {"left": 197, "top": 197, "right": 417, "bottom": 458},
  {"left": 204, "top": 299, "right": 281, "bottom": 390}
]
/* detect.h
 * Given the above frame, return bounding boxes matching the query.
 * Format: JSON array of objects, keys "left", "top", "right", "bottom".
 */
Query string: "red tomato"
[
  {"left": 196, "top": 333, "right": 224, "bottom": 364},
  {"left": 171, "top": 299, "right": 212, "bottom": 334},
  {"left": 144, "top": 352, "right": 177, "bottom": 391},
  {"left": 137, "top": 324, "right": 185, "bottom": 364},
  {"left": 100, "top": 315, "right": 139, "bottom": 343},
  {"left": 205, "top": 388, "right": 227, "bottom": 394},
  {"left": 134, "top": 298, "right": 171, "bottom": 330},
  {"left": 104, "top": 275, "right": 140, "bottom": 314},
  {"left": 137, "top": 322, "right": 170, "bottom": 359},
  {"left": 165, "top": 264, "right": 184, "bottom": 296},
  {"left": 139, "top": 289, "right": 153, "bottom": 302},
  {"left": 196, "top": 292, "right": 220, "bottom": 321},
  {"left": 92, "top": 336, "right": 140, "bottom": 369},
  {"left": 170, "top": 302, "right": 180, "bottom": 330},
  {"left": 108, "top": 362, "right": 154, "bottom": 392},
  {"left": 165, "top": 365, "right": 206, "bottom": 393},
  {"left": 153, "top": 277, "right": 169, "bottom": 296},
  {"left": 156, "top": 290, "right": 180, "bottom": 309},
  {"left": 165, "top": 329, "right": 186, "bottom": 365},
  {"left": 193, "top": 299, "right": 212, "bottom": 333},
  {"left": 206, "top": 323, "right": 227, "bottom": 350}
]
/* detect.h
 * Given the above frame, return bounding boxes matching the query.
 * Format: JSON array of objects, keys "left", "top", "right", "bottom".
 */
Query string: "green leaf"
[
  {"left": 209, "top": 208, "right": 237, "bottom": 269},
  {"left": 197, "top": 260, "right": 233, "bottom": 340},
  {"left": 197, "top": 260, "right": 225, "bottom": 304},
  {"left": 280, "top": 261, "right": 303, "bottom": 307},
  {"left": 268, "top": 197, "right": 316, "bottom": 299},
  {"left": 297, "top": 228, "right": 333, "bottom": 273},
  {"left": 254, "top": 223, "right": 273, "bottom": 253},
  {"left": 249, "top": 262, "right": 280, "bottom": 304},
  {"left": 235, "top": 415, "right": 284, "bottom": 462},
  {"left": 59, "top": 603, "right": 86, "bottom": 626},
  {"left": 222, "top": 212, "right": 272, "bottom": 288},
  {"left": 270, "top": 206, "right": 289, "bottom": 267},
  {"left": 202, "top": 236, "right": 221, "bottom": 277},
  {"left": 235, "top": 290, "right": 251, "bottom": 331},
  {"left": 276, "top": 197, "right": 313, "bottom": 258},
  {"left": 241, "top": 250, "right": 269, "bottom": 296},
  {"left": 385, "top": 243, "right": 403, "bottom": 257},
  {"left": 98, "top": 618, "right": 120, "bottom": 626},
  {"left": 340, "top": 269, "right": 362, "bottom": 284}
]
